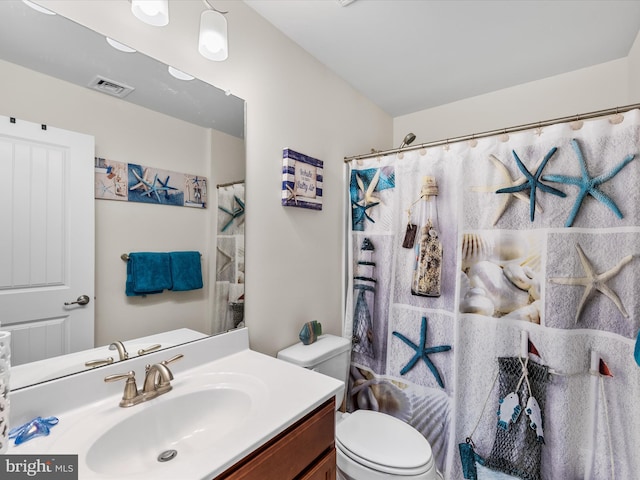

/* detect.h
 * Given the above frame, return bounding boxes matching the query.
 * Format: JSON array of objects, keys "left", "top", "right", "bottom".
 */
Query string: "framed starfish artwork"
[
  {"left": 94, "top": 157, "right": 208, "bottom": 208},
  {"left": 281, "top": 148, "right": 323, "bottom": 210}
]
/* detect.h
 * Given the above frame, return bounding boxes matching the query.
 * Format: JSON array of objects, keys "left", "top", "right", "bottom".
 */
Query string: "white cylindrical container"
[{"left": 0, "top": 331, "right": 10, "bottom": 453}]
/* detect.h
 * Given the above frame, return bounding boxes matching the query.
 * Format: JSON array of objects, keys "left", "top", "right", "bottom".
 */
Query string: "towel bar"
[{"left": 121, "top": 253, "right": 202, "bottom": 261}]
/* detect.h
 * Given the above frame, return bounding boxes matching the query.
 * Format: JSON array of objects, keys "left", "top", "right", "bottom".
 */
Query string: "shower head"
[{"left": 399, "top": 133, "right": 416, "bottom": 149}]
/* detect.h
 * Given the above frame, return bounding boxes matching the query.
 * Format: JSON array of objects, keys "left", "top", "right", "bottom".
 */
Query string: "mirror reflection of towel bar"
[{"left": 121, "top": 253, "right": 202, "bottom": 261}]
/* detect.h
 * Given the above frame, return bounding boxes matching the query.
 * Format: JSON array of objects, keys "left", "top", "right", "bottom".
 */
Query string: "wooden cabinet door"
[
  {"left": 217, "top": 398, "right": 335, "bottom": 480},
  {"left": 299, "top": 448, "right": 336, "bottom": 480}
]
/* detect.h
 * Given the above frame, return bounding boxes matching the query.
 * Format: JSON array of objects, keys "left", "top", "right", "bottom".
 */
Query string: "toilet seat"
[{"left": 336, "top": 410, "right": 435, "bottom": 476}]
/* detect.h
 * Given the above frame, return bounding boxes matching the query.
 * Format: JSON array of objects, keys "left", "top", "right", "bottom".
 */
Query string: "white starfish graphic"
[
  {"left": 471, "top": 154, "right": 544, "bottom": 226},
  {"left": 356, "top": 168, "right": 382, "bottom": 207},
  {"left": 286, "top": 185, "right": 299, "bottom": 204},
  {"left": 129, "top": 167, "right": 152, "bottom": 192},
  {"left": 550, "top": 243, "right": 633, "bottom": 323}
]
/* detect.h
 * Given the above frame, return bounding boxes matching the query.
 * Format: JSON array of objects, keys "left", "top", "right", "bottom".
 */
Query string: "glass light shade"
[
  {"left": 198, "top": 10, "right": 228, "bottom": 61},
  {"left": 131, "top": 0, "right": 169, "bottom": 27},
  {"left": 168, "top": 66, "right": 194, "bottom": 81},
  {"left": 106, "top": 37, "right": 136, "bottom": 53}
]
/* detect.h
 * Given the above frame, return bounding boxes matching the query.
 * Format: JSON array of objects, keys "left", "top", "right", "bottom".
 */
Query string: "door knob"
[{"left": 64, "top": 295, "right": 91, "bottom": 306}]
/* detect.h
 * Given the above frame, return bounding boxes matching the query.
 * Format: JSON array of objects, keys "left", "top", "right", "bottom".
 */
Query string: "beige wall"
[
  {"left": 37, "top": 0, "right": 392, "bottom": 357},
  {"left": 393, "top": 58, "right": 633, "bottom": 146}
]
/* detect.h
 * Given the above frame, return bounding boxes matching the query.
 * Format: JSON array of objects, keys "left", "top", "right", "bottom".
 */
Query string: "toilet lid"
[{"left": 336, "top": 410, "right": 434, "bottom": 475}]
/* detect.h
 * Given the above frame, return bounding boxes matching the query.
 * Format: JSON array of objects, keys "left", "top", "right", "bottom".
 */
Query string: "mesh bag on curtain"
[{"left": 485, "top": 357, "right": 548, "bottom": 480}]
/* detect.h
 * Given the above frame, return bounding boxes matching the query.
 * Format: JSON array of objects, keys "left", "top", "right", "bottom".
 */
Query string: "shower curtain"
[
  {"left": 345, "top": 109, "right": 640, "bottom": 480},
  {"left": 214, "top": 182, "right": 245, "bottom": 333}
]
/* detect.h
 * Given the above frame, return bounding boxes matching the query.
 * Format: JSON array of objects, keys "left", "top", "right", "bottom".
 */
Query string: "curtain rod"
[
  {"left": 216, "top": 179, "right": 245, "bottom": 188},
  {"left": 344, "top": 102, "right": 640, "bottom": 163}
]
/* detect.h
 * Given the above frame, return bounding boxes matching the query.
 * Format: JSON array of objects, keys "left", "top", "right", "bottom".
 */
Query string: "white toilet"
[{"left": 277, "top": 334, "right": 443, "bottom": 480}]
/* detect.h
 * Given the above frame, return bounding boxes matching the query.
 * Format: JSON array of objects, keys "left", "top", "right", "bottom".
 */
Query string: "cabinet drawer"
[
  {"left": 217, "top": 398, "right": 335, "bottom": 480},
  {"left": 299, "top": 448, "right": 336, "bottom": 480}
]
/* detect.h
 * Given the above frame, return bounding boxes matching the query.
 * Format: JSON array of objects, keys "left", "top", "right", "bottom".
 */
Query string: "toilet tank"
[{"left": 277, "top": 335, "right": 351, "bottom": 407}]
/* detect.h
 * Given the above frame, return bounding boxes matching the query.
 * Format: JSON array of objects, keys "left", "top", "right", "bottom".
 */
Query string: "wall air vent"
[{"left": 88, "top": 76, "right": 135, "bottom": 98}]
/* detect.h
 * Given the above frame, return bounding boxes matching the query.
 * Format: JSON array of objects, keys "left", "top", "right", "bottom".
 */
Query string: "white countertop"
[{"left": 8, "top": 328, "right": 343, "bottom": 479}]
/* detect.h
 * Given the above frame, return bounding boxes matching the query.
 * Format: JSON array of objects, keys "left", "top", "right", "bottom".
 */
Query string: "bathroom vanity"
[{"left": 8, "top": 328, "right": 342, "bottom": 479}]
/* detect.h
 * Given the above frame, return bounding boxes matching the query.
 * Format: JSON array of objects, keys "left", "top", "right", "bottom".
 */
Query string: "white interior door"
[{"left": 0, "top": 115, "right": 94, "bottom": 366}]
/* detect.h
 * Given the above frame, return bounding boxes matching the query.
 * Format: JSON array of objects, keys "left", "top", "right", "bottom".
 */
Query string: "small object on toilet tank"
[{"left": 299, "top": 321, "right": 323, "bottom": 345}]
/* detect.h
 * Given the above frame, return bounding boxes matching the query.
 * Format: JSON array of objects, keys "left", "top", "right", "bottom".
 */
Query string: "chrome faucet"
[
  {"left": 109, "top": 341, "right": 129, "bottom": 361},
  {"left": 104, "top": 353, "right": 183, "bottom": 408}
]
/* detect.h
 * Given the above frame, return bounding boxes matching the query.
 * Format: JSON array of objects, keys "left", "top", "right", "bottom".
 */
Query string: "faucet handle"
[
  {"left": 104, "top": 371, "right": 141, "bottom": 407},
  {"left": 137, "top": 344, "right": 161, "bottom": 356},
  {"left": 162, "top": 353, "right": 184, "bottom": 367},
  {"left": 85, "top": 357, "right": 114, "bottom": 368}
]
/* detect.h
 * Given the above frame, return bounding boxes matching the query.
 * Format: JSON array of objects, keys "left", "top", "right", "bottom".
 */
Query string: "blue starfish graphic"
[
  {"left": 392, "top": 316, "right": 451, "bottom": 388},
  {"left": 218, "top": 195, "right": 245, "bottom": 232},
  {"left": 157, "top": 175, "right": 179, "bottom": 197},
  {"left": 97, "top": 179, "right": 114, "bottom": 197},
  {"left": 542, "top": 139, "right": 636, "bottom": 227},
  {"left": 351, "top": 199, "right": 379, "bottom": 226},
  {"left": 139, "top": 174, "right": 180, "bottom": 203},
  {"left": 350, "top": 168, "right": 393, "bottom": 230},
  {"left": 496, "top": 147, "right": 566, "bottom": 221}
]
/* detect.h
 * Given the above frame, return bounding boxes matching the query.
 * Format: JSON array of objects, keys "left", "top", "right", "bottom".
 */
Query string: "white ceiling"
[{"left": 244, "top": 0, "right": 640, "bottom": 117}]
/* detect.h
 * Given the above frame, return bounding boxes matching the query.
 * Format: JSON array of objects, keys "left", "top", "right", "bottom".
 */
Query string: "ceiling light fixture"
[
  {"left": 21, "top": 0, "right": 56, "bottom": 15},
  {"left": 106, "top": 37, "right": 137, "bottom": 53},
  {"left": 168, "top": 66, "right": 194, "bottom": 81},
  {"left": 198, "top": 1, "right": 228, "bottom": 61},
  {"left": 131, "top": 0, "right": 169, "bottom": 27}
]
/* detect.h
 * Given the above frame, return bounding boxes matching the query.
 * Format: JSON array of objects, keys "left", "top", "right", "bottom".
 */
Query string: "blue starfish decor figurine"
[
  {"left": 392, "top": 316, "right": 451, "bottom": 388},
  {"left": 496, "top": 147, "right": 566, "bottom": 222},
  {"left": 542, "top": 139, "right": 636, "bottom": 227}
]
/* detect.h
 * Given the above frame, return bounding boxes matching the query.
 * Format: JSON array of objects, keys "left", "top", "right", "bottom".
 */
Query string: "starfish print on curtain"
[
  {"left": 392, "top": 316, "right": 451, "bottom": 388},
  {"left": 550, "top": 243, "right": 632, "bottom": 323},
  {"left": 349, "top": 167, "right": 395, "bottom": 230},
  {"left": 496, "top": 147, "right": 566, "bottom": 222},
  {"left": 542, "top": 139, "right": 636, "bottom": 227},
  {"left": 218, "top": 196, "right": 245, "bottom": 232},
  {"left": 472, "top": 154, "right": 545, "bottom": 226}
]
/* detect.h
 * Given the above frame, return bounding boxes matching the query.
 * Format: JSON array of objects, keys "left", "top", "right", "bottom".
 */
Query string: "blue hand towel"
[
  {"left": 169, "top": 251, "right": 203, "bottom": 291},
  {"left": 125, "top": 252, "right": 173, "bottom": 296}
]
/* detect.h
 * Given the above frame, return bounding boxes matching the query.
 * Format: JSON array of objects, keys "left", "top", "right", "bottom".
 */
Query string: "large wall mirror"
[{"left": 0, "top": 1, "right": 245, "bottom": 389}]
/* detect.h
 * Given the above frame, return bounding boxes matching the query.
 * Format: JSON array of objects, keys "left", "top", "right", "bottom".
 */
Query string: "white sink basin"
[
  {"left": 47, "top": 371, "right": 269, "bottom": 479},
  {"left": 86, "top": 380, "right": 257, "bottom": 476}
]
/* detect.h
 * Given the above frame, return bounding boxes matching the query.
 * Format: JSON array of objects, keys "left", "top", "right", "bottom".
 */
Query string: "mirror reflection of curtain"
[
  {"left": 345, "top": 109, "right": 640, "bottom": 479},
  {"left": 214, "top": 183, "right": 245, "bottom": 333}
]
